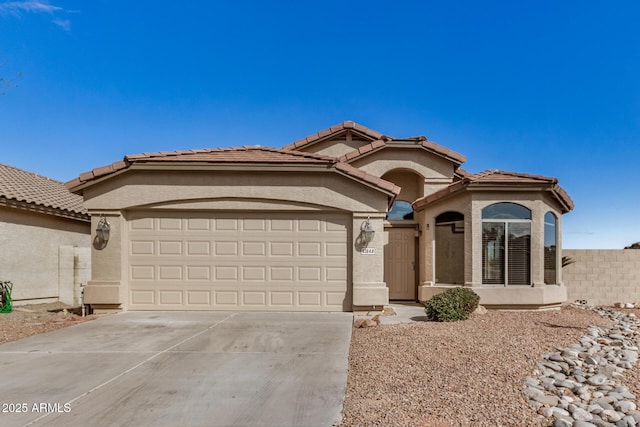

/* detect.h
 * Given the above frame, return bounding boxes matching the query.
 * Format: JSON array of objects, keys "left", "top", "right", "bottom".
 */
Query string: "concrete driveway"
[{"left": 0, "top": 311, "right": 353, "bottom": 427}]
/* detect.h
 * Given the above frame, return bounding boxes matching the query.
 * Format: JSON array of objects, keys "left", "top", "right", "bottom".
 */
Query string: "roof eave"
[
  {"left": 0, "top": 197, "right": 90, "bottom": 222},
  {"left": 340, "top": 139, "right": 466, "bottom": 166}
]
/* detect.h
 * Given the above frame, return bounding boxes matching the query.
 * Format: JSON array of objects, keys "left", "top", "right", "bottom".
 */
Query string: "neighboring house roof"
[
  {"left": 66, "top": 146, "right": 401, "bottom": 197},
  {"left": 0, "top": 163, "right": 89, "bottom": 221},
  {"left": 412, "top": 169, "right": 574, "bottom": 213},
  {"left": 283, "top": 121, "right": 385, "bottom": 151},
  {"left": 337, "top": 136, "right": 467, "bottom": 166}
]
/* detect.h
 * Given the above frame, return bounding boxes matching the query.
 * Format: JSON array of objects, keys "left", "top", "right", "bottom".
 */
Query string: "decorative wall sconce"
[
  {"left": 96, "top": 216, "right": 111, "bottom": 243},
  {"left": 360, "top": 217, "right": 375, "bottom": 246}
]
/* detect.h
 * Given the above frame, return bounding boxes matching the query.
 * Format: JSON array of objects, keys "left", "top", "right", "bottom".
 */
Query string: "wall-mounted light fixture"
[
  {"left": 360, "top": 217, "right": 375, "bottom": 246},
  {"left": 96, "top": 215, "right": 111, "bottom": 243}
]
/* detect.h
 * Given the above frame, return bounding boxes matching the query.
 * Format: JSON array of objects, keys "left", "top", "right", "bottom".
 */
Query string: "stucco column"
[
  {"left": 416, "top": 210, "right": 434, "bottom": 287},
  {"left": 352, "top": 213, "right": 388, "bottom": 309},
  {"left": 84, "top": 212, "right": 124, "bottom": 309},
  {"left": 531, "top": 204, "right": 546, "bottom": 287},
  {"left": 555, "top": 214, "right": 564, "bottom": 286},
  {"left": 469, "top": 199, "right": 484, "bottom": 287}
]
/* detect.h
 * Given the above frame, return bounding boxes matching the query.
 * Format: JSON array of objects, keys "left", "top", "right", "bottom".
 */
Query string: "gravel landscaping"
[
  {"left": 0, "top": 303, "right": 96, "bottom": 344},
  {"left": 339, "top": 305, "right": 640, "bottom": 427}
]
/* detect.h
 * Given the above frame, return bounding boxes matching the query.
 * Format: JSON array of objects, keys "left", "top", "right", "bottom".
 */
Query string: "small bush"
[{"left": 424, "top": 287, "right": 480, "bottom": 322}]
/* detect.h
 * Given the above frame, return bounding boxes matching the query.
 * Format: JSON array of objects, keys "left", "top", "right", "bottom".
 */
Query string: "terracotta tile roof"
[
  {"left": 125, "top": 146, "right": 339, "bottom": 163},
  {"left": 454, "top": 168, "right": 472, "bottom": 180},
  {"left": 338, "top": 136, "right": 467, "bottom": 166},
  {"left": 335, "top": 162, "right": 401, "bottom": 196},
  {"left": 67, "top": 147, "right": 333, "bottom": 189},
  {"left": 66, "top": 147, "right": 400, "bottom": 197},
  {"left": 283, "top": 121, "right": 385, "bottom": 151},
  {"left": 413, "top": 169, "right": 574, "bottom": 213},
  {"left": 0, "top": 163, "right": 88, "bottom": 218}
]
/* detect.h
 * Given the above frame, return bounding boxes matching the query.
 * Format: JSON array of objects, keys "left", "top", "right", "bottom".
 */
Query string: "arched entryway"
[{"left": 382, "top": 169, "right": 423, "bottom": 300}]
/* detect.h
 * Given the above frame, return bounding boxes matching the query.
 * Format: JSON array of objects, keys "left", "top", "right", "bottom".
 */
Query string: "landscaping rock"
[{"left": 523, "top": 305, "right": 640, "bottom": 427}]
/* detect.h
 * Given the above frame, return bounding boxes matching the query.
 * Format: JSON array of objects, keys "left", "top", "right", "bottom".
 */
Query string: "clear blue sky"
[{"left": 1, "top": 1, "right": 638, "bottom": 249}]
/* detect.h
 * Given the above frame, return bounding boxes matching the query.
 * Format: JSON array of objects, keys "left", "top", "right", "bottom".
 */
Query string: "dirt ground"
[{"left": 0, "top": 302, "right": 97, "bottom": 344}]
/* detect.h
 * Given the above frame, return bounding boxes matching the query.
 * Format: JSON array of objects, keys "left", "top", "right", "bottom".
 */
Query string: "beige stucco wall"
[
  {"left": 352, "top": 213, "right": 388, "bottom": 308},
  {"left": 82, "top": 170, "right": 388, "bottom": 214},
  {"left": 300, "top": 135, "right": 373, "bottom": 158},
  {"left": 414, "top": 189, "right": 567, "bottom": 309},
  {"left": 0, "top": 206, "right": 90, "bottom": 304},
  {"left": 381, "top": 170, "right": 424, "bottom": 202},
  {"left": 416, "top": 195, "right": 473, "bottom": 287},
  {"left": 80, "top": 167, "right": 392, "bottom": 311},
  {"left": 563, "top": 249, "right": 640, "bottom": 306},
  {"left": 348, "top": 148, "right": 455, "bottom": 195}
]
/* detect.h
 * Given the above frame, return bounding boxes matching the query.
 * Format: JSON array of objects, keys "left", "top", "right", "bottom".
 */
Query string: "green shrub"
[{"left": 424, "top": 287, "right": 480, "bottom": 322}]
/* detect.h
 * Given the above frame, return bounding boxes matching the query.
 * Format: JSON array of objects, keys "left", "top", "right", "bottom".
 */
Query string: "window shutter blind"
[
  {"left": 507, "top": 223, "right": 531, "bottom": 286},
  {"left": 482, "top": 223, "right": 505, "bottom": 284}
]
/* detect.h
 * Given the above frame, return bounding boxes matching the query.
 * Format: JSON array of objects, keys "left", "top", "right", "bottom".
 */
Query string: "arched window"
[
  {"left": 544, "top": 212, "right": 557, "bottom": 284},
  {"left": 435, "top": 211, "right": 465, "bottom": 284},
  {"left": 387, "top": 200, "right": 414, "bottom": 220},
  {"left": 482, "top": 202, "right": 532, "bottom": 220},
  {"left": 482, "top": 203, "right": 531, "bottom": 286}
]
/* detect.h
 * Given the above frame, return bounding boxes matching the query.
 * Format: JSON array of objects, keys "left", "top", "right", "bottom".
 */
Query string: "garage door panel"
[
  {"left": 215, "top": 218, "right": 238, "bottom": 230},
  {"left": 186, "top": 218, "right": 210, "bottom": 230},
  {"left": 271, "top": 267, "right": 293, "bottom": 281},
  {"left": 131, "top": 241, "right": 155, "bottom": 255},
  {"left": 127, "top": 212, "right": 350, "bottom": 311},
  {"left": 242, "top": 218, "right": 266, "bottom": 231},
  {"left": 186, "top": 241, "right": 210, "bottom": 256},
  {"left": 159, "top": 290, "right": 182, "bottom": 305},
  {"left": 131, "top": 290, "right": 155, "bottom": 305},
  {"left": 159, "top": 266, "right": 182, "bottom": 280},
  {"left": 159, "top": 241, "right": 182, "bottom": 255},
  {"left": 270, "top": 291, "right": 294, "bottom": 307},
  {"left": 159, "top": 217, "right": 182, "bottom": 230},
  {"left": 130, "top": 266, "right": 155, "bottom": 280},
  {"left": 186, "top": 266, "right": 210, "bottom": 280},
  {"left": 270, "top": 242, "right": 294, "bottom": 256},
  {"left": 187, "top": 291, "right": 210, "bottom": 305},
  {"left": 270, "top": 219, "right": 294, "bottom": 231},
  {"left": 242, "top": 266, "right": 266, "bottom": 281},
  {"left": 242, "top": 242, "right": 266, "bottom": 256},
  {"left": 215, "top": 241, "right": 238, "bottom": 256},
  {"left": 299, "top": 292, "right": 321, "bottom": 306}
]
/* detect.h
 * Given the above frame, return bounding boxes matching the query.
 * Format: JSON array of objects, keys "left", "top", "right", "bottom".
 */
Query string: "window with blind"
[
  {"left": 482, "top": 203, "right": 531, "bottom": 286},
  {"left": 544, "top": 212, "right": 557, "bottom": 284}
]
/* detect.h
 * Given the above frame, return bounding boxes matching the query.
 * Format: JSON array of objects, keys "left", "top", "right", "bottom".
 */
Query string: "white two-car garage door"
[{"left": 126, "top": 211, "right": 350, "bottom": 311}]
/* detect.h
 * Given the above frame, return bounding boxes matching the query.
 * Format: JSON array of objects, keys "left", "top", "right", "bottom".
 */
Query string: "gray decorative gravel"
[{"left": 340, "top": 305, "right": 621, "bottom": 427}]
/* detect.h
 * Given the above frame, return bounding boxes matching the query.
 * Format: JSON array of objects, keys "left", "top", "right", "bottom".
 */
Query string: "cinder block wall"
[{"left": 563, "top": 249, "right": 640, "bottom": 306}]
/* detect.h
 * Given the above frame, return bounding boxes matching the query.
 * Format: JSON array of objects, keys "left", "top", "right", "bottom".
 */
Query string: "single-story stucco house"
[
  {"left": 66, "top": 121, "right": 573, "bottom": 313},
  {"left": 0, "top": 163, "right": 91, "bottom": 305}
]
